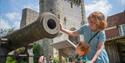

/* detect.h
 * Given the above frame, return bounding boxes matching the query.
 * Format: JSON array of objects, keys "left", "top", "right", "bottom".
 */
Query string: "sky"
[{"left": 0, "top": 0, "right": 125, "bottom": 30}]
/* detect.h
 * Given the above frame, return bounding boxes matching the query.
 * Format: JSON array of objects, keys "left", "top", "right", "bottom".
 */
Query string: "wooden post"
[
  {"left": 27, "top": 48, "right": 34, "bottom": 63},
  {"left": 59, "top": 49, "right": 63, "bottom": 63}
]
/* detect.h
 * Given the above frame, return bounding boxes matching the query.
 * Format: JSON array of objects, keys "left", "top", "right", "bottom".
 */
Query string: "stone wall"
[
  {"left": 20, "top": 8, "right": 39, "bottom": 28},
  {"left": 52, "top": 0, "right": 85, "bottom": 57}
]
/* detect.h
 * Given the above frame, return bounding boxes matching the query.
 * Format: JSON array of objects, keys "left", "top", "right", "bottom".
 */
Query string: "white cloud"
[
  {"left": 23, "top": 4, "right": 39, "bottom": 12},
  {"left": 0, "top": 18, "right": 11, "bottom": 29},
  {"left": 5, "top": 12, "right": 21, "bottom": 29},
  {"left": 5, "top": 12, "right": 21, "bottom": 21},
  {"left": 13, "top": 21, "right": 20, "bottom": 29},
  {"left": 85, "top": 0, "right": 112, "bottom": 17},
  {"left": 23, "top": 5, "right": 32, "bottom": 9}
]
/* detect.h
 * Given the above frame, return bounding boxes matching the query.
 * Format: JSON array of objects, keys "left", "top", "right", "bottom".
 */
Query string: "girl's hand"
[
  {"left": 91, "top": 60, "right": 95, "bottom": 63},
  {"left": 59, "top": 23, "right": 80, "bottom": 37},
  {"left": 91, "top": 61, "right": 94, "bottom": 63},
  {"left": 60, "top": 23, "right": 64, "bottom": 31}
]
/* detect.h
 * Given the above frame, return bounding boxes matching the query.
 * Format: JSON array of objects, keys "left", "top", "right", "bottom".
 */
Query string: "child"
[
  {"left": 38, "top": 55, "right": 46, "bottom": 63},
  {"left": 73, "top": 41, "right": 90, "bottom": 63},
  {"left": 61, "top": 11, "right": 109, "bottom": 63}
]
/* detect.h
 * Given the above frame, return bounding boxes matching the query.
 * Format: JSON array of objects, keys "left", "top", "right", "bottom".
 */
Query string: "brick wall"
[
  {"left": 106, "top": 11, "right": 125, "bottom": 39},
  {"left": 105, "top": 27, "right": 120, "bottom": 39},
  {"left": 107, "top": 11, "right": 125, "bottom": 27}
]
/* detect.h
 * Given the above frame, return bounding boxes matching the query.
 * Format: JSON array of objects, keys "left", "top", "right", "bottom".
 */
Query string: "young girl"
[{"left": 60, "top": 11, "right": 109, "bottom": 63}]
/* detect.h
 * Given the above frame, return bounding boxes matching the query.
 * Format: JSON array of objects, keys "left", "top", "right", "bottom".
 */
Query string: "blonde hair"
[{"left": 88, "top": 11, "right": 108, "bottom": 31}]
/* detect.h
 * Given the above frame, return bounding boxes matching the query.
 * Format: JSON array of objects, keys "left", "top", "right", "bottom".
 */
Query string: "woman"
[{"left": 60, "top": 11, "right": 109, "bottom": 63}]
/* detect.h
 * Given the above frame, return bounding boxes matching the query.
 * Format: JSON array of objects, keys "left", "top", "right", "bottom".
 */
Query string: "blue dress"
[
  {"left": 76, "top": 24, "right": 109, "bottom": 63},
  {"left": 76, "top": 55, "right": 88, "bottom": 63}
]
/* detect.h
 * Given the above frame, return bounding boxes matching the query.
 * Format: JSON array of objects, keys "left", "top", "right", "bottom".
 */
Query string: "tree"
[
  {"left": 33, "top": 43, "right": 42, "bottom": 63},
  {"left": 0, "top": 28, "right": 15, "bottom": 37},
  {"left": 0, "top": 28, "right": 15, "bottom": 63},
  {"left": 67, "top": 0, "right": 82, "bottom": 6},
  {"left": 67, "top": 0, "right": 86, "bottom": 24}
]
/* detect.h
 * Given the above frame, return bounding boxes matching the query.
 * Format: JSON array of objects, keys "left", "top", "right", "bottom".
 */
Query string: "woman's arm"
[
  {"left": 91, "top": 42, "right": 104, "bottom": 63},
  {"left": 60, "top": 24, "right": 80, "bottom": 37}
]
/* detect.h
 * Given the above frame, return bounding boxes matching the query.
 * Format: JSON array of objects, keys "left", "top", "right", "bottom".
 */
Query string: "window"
[{"left": 122, "top": 24, "right": 125, "bottom": 36}]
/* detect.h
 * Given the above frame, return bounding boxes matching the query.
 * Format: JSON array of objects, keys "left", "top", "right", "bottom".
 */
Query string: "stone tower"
[
  {"left": 20, "top": 8, "right": 39, "bottom": 28},
  {"left": 39, "top": 0, "right": 64, "bottom": 62},
  {"left": 39, "top": 0, "right": 86, "bottom": 60}
]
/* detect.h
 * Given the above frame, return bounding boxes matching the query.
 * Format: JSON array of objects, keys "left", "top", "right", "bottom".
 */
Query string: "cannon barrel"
[{"left": 6, "top": 12, "right": 60, "bottom": 50}]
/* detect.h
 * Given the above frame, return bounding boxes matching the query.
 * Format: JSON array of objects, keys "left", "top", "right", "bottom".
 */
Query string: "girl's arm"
[
  {"left": 91, "top": 42, "right": 104, "bottom": 63},
  {"left": 60, "top": 24, "right": 80, "bottom": 37}
]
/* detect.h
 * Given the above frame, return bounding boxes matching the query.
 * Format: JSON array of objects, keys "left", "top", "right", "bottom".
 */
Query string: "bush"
[
  {"left": 33, "top": 43, "right": 42, "bottom": 63},
  {"left": 53, "top": 56, "right": 60, "bottom": 63}
]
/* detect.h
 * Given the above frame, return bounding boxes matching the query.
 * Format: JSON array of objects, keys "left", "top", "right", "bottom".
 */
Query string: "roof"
[
  {"left": 107, "top": 11, "right": 125, "bottom": 27},
  {"left": 51, "top": 40, "right": 76, "bottom": 56},
  {"left": 51, "top": 39, "right": 76, "bottom": 50},
  {"left": 106, "top": 36, "right": 125, "bottom": 44}
]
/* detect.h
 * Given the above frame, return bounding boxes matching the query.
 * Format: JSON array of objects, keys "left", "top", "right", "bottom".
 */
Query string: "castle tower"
[{"left": 39, "top": 0, "right": 86, "bottom": 62}]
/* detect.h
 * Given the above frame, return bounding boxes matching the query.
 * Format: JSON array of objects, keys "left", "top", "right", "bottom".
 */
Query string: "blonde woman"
[{"left": 60, "top": 11, "right": 109, "bottom": 63}]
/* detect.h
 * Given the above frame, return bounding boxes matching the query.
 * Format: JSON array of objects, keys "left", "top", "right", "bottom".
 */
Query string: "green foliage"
[
  {"left": 53, "top": 56, "right": 67, "bottom": 63},
  {"left": 19, "top": 60, "right": 27, "bottom": 63},
  {"left": 15, "top": 47, "right": 25, "bottom": 54},
  {"left": 53, "top": 56, "right": 60, "bottom": 63},
  {"left": 33, "top": 43, "right": 42, "bottom": 63},
  {"left": 6, "top": 47, "right": 28, "bottom": 63},
  {"left": 67, "top": 0, "right": 82, "bottom": 6},
  {"left": 6, "top": 54, "right": 28, "bottom": 63},
  {"left": 0, "top": 28, "right": 14, "bottom": 37},
  {"left": 6, "top": 56, "right": 17, "bottom": 63}
]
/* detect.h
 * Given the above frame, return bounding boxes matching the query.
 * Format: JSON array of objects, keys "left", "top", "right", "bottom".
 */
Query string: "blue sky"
[
  {"left": 0, "top": 0, "right": 125, "bottom": 30},
  {"left": 84, "top": 0, "right": 125, "bottom": 16},
  {"left": 0, "top": 0, "right": 39, "bottom": 30}
]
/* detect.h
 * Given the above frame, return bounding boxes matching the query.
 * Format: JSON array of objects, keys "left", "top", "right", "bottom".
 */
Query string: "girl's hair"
[
  {"left": 88, "top": 11, "right": 108, "bottom": 31},
  {"left": 77, "top": 41, "right": 90, "bottom": 54}
]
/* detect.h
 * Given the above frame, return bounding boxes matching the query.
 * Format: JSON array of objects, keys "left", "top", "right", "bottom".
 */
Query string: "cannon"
[{"left": 4, "top": 12, "right": 60, "bottom": 51}]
